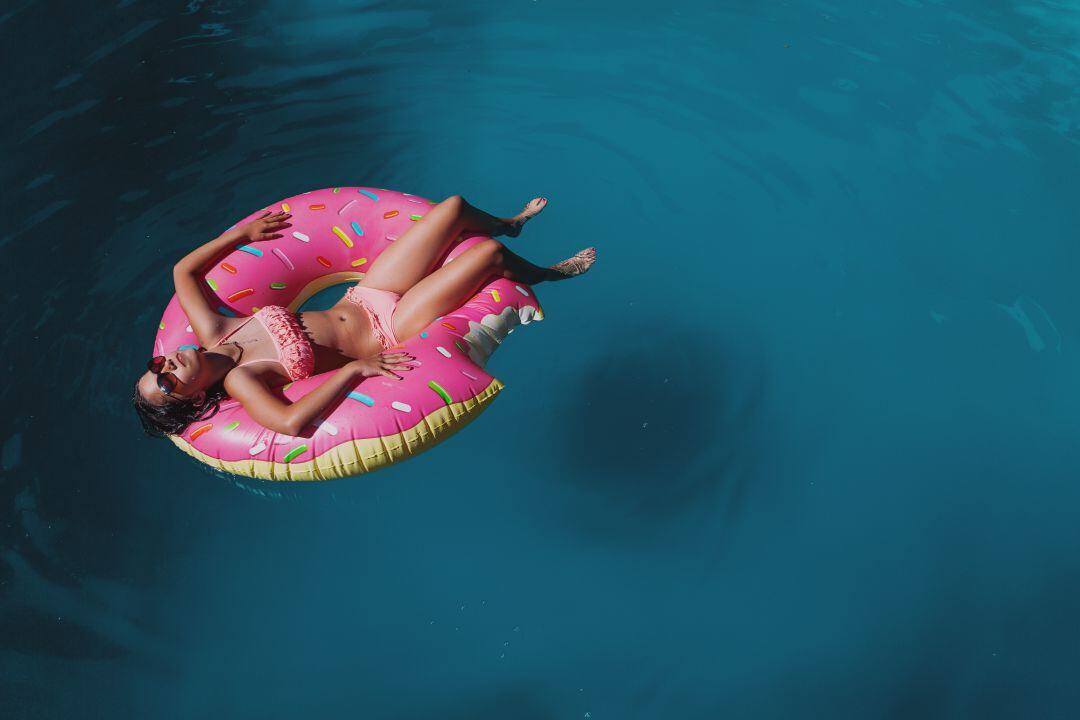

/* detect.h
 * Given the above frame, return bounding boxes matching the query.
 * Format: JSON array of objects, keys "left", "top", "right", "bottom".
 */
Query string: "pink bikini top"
[{"left": 218, "top": 306, "right": 315, "bottom": 381}]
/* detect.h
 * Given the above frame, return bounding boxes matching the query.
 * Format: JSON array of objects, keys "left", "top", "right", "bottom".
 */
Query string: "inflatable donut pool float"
[{"left": 151, "top": 187, "right": 543, "bottom": 481}]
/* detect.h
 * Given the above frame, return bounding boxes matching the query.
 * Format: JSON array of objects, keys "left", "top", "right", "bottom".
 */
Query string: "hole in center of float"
[{"left": 297, "top": 281, "right": 356, "bottom": 312}]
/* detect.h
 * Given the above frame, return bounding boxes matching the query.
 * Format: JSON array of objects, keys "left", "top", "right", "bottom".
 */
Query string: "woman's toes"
[
  {"left": 504, "top": 197, "right": 547, "bottom": 237},
  {"left": 522, "top": 197, "right": 547, "bottom": 219},
  {"left": 549, "top": 247, "right": 596, "bottom": 279}
]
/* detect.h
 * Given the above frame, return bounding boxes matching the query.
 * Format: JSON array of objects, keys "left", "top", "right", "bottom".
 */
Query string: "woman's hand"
[
  {"left": 346, "top": 351, "right": 416, "bottom": 381},
  {"left": 242, "top": 210, "right": 292, "bottom": 243}
]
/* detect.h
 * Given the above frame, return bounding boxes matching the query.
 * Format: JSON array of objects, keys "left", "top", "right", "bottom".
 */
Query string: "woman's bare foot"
[
  {"left": 547, "top": 247, "right": 597, "bottom": 280},
  {"left": 503, "top": 197, "right": 547, "bottom": 238}
]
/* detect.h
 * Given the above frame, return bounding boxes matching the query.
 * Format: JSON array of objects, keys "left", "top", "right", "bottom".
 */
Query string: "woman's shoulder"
[{"left": 195, "top": 315, "right": 244, "bottom": 346}]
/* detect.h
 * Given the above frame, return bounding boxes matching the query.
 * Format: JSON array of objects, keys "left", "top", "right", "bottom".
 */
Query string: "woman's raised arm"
[{"left": 173, "top": 210, "right": 292, "bottom": 344}]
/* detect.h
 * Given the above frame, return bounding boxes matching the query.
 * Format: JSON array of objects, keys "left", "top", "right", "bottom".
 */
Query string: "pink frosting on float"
[{"left": 151, "top": 187, "right": 542, "bottom": 479}]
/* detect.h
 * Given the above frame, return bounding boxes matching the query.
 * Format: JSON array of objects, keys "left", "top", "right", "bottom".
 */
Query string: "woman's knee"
[
  {"left": 474, "top": 238, "right": 504, "bottom": 267},
  {"left": 441, "top": 194, "right": 466, "bottom": 213}
]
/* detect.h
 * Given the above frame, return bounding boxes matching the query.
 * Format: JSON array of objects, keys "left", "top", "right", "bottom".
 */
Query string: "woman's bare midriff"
[{"left": 301, "top": 301, "right": 383, "bottom": 364}]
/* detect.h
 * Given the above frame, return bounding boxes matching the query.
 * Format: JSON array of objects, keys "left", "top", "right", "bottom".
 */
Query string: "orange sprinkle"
[
  {"left": 440, "top": 321, "right": 457, "bottom": 331},
  {"left": 190, "top": 423, "right": 213, "bottom": 441},
  {"left": 309, "top": 203, "right": 326, "bottom": 210},
  {"left": 251, "top": 307, "right": 260, "bottom": 313},
  {"left": 227, "top": 288, "right": 254, "bottom": 302},
  {"left": 383, "top": 210, "right": 399, "bottom": 219},
  {"left": 316, "top": 256, "right": 332, "bottom": 268},
  {"left": 221, "top": 262, "right": 237, "bottom": 274}
]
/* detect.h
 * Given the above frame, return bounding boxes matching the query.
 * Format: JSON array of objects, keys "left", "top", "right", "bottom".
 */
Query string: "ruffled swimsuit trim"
[
  {"left": 343, "top": 285, "right": 401, "bottom": 351},
  {"left": 253, "top": 305, "right": 315, "bottom": 381}
]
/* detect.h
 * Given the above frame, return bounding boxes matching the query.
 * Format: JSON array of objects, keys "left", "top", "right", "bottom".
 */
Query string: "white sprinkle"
[
  {"left": 185, "top": 325, "right": 193, "bottom": 333},
  {"left": 292, "top": 231, "right": 310, "bottom": 242},
  {"left": 273, "top": 248, "right": 294, "bottom": 270},
  {"left": 515, "top": 285, "right": 530, "bottom": 296},
  {"left": 337, "top": 199, "right": 357, "bottom": 215},
  {"left": 385, "top": 234, "right": 398, "bottom": 242},
  {"left": 248, "top": 441, "right": 267, "bottom": 455},
  {"left": 318, "top": 420, "right": 339, "bottom": 436},
  {"left": 391, "top": 401, "right": 412, "bottom": 412},
  {"left": 461, "top": 370, "right": 479, "bottom": 381},
  {"left": 436, "top": 346, "right": 452, "bottom": 358}
]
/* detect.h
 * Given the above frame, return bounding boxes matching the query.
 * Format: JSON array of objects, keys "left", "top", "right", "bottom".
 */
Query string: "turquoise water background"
[{"left": 3, "top": 1, "right": 1080, "bottom": 717}]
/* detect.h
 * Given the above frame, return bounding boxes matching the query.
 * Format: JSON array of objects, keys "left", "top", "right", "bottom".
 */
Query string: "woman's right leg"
[{"left": 358, "top": 195, "right": 546, "bottom": 296}]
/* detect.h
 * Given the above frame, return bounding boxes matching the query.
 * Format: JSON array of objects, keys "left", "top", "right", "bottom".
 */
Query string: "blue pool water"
[{"left": 3, "top": 1, "right": 1080, "bottom": 717}]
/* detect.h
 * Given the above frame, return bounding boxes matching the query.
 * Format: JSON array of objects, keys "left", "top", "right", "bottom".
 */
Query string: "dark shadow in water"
[
  {"left": 555, "top": 320, "right": 769, "bottom": 543},
  {"left": 0, "top": 605, "right": 127, "bottom": 660},
  {"left": 0, "top": 0, "right": 407, "bottom": 668},
  {"left": 1, "top": 0, "right": 275, "bottom": 597}
]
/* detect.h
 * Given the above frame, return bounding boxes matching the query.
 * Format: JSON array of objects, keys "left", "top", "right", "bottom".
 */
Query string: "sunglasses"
[{"left": 147, "top": 355, "right": 180, "bottom": 396}]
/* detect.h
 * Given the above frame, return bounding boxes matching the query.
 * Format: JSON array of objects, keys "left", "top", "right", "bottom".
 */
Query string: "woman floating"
[{"left": 133, "top": 193, "right": 596, "bottom": 455}]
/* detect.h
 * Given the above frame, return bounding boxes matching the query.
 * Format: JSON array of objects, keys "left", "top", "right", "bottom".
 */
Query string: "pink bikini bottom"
[{"left": 343, "top": 285, "right": 402, "bottom": 350}]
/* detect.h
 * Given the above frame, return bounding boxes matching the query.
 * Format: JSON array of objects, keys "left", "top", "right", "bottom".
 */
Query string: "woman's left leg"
[{"left": 392, "top": 240, "right": 549, "bottom": 341}]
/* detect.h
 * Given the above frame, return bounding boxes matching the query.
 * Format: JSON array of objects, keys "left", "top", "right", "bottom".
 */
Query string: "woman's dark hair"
[{"left": 132, "top": 381, "right": 229, "bottom": 437}]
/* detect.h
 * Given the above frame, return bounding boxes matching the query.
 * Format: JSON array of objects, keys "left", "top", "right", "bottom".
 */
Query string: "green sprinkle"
[
  {"left": 409, "top": 214, "right": 423, "bottom": 221},
  {"left": 206, "top": 278, "right": 218, "bottom": 291},
  {"left": 283, "top": 444, "right": 307, "bottom": 463},
  {"left": 428, "top": 380, "right": 452, "bottom": 406},
  {"left": 454, "top": 341, "right": 468, "bottom": 354},
  {"left": 225, "top": 421, "right": 240, "bottom": 432},
  {"left": 333, "top": 187, "right": 340, "bottom": 193},
  {"left": 158, "top": 321, "right": 166, "bottom": 330},
  {"left": 270, "top": 282, "right": 287, "bottom": 290}
]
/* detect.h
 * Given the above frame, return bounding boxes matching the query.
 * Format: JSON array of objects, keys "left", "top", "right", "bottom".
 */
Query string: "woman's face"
[{"left": 137, "top": 347, "right": 213, "bottom": 404}]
